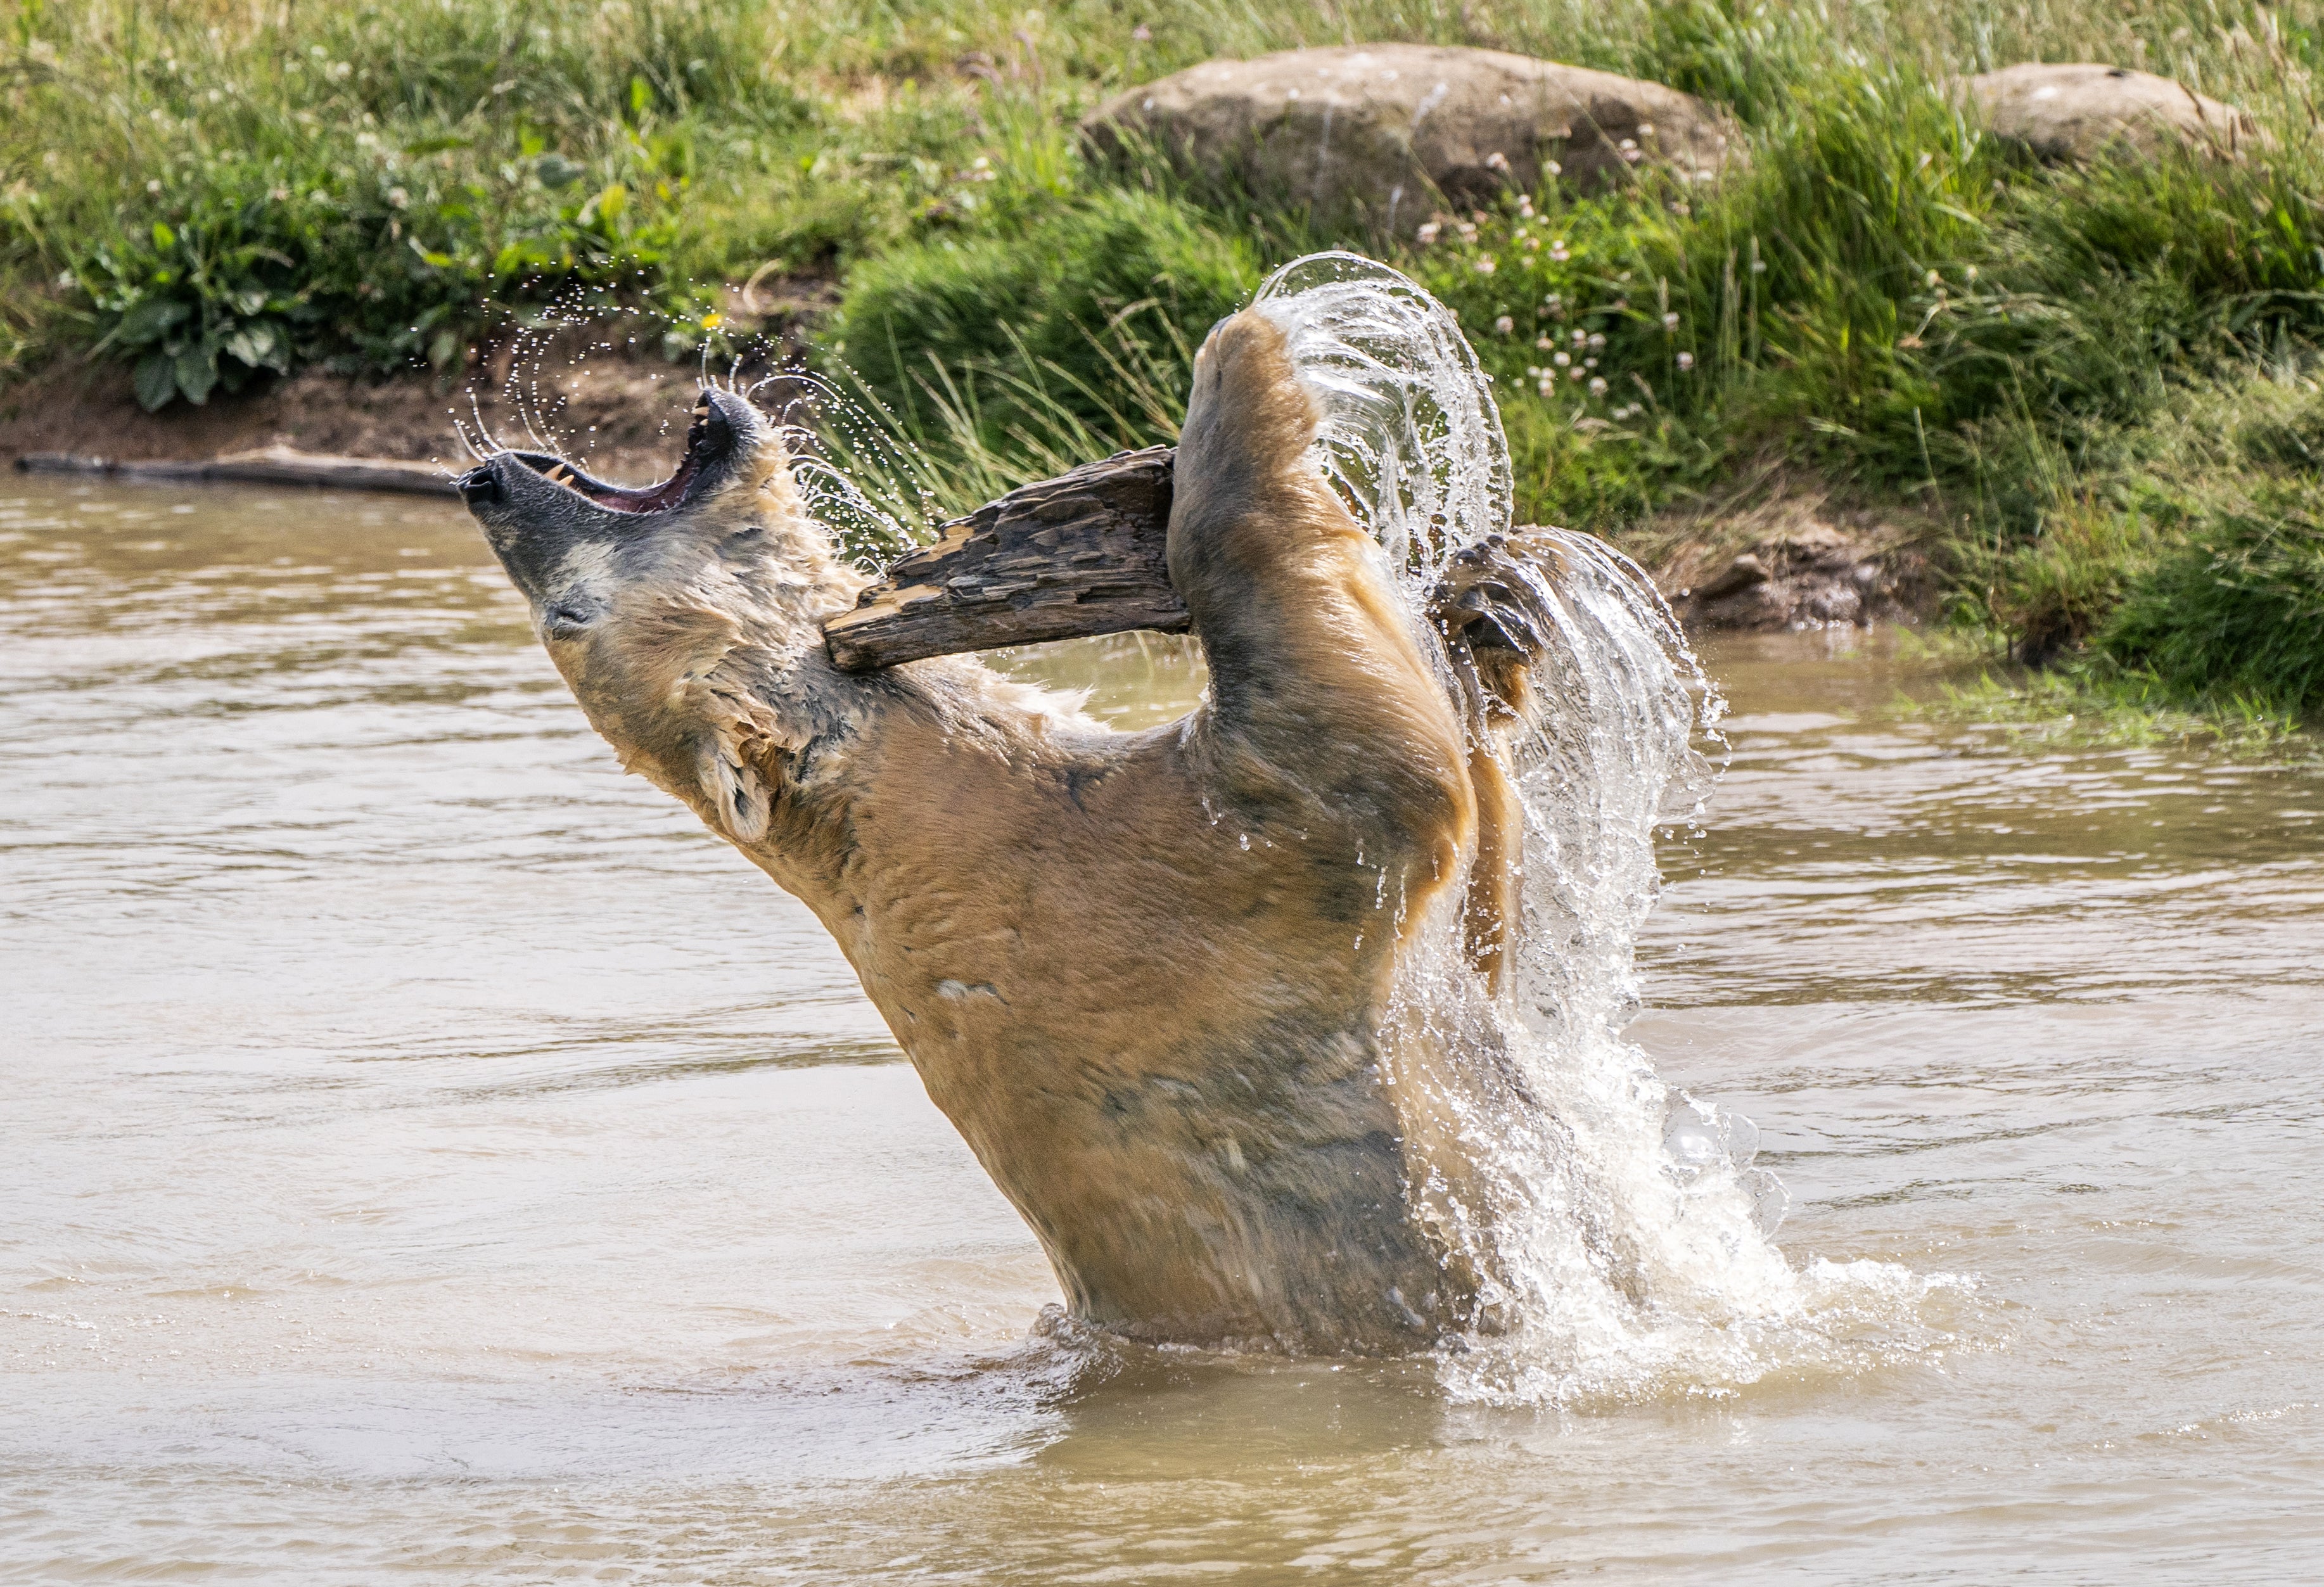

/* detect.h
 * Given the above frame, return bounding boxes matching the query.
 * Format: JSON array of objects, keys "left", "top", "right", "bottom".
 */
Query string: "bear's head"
[{"left": 456, "top": 388, "right": 865, "bottom": 843}]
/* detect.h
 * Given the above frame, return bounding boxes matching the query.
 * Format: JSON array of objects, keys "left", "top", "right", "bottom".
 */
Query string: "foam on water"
[{"left": 1254, "top": 253, "right": 1958, "bottom": 1405}]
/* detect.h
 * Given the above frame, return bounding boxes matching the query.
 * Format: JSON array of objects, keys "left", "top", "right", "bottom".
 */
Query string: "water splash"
[
  {"left": 1254, "top": 252, "right": 1512, "bottom": 587},
  {"left": 1254, "top": 254, "right": 1957, "bottom": 1405}
]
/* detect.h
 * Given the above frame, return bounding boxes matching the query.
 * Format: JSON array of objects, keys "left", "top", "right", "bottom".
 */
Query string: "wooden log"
[
  {"left": 15, "top": 446, "right": 456, "bottom": 497},
  {"left": 821, "top": 448, "right": 1588, "bottom": 673},
  {"left": 824, "top": 445, "right": 1187, "bottom": 672}
]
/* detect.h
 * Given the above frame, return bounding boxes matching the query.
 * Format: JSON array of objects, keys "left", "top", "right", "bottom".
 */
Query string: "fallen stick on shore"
[{"left": 16, "top": 447, "right": 456, "bottom": 497}]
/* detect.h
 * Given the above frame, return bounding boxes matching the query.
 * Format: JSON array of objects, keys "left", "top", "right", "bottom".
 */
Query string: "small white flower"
[
  {"left": 1619, "top": 138, "right": 1637, "bottom": 151},
  {"left": 388, "top": 186, "right": 409, "bottom": 209},
  {"left": 1474, "top": 257, "right": 1497, "bottom": 274},
  {"left": 1537, "top": 380, "right": 1555, "bottom": 397},
  {"left": 1523, "top": 236, "right": 1540, "bottom": 250},
  {"left": 1554, "top": 351, "right": 1570, "bottom": 367},
  {"left": 1637, "top": 123, "right": 1655, "bottom": 136},
  {"left": 1589, "top": 376, "right": 1608, "bottom": 395},
  {"left": 1965, "top": 264, "right": 1980, "bottom": 281},
  {"left": 1752, "top": 258, "right": 1768, "bottom": 273},
  {"left": 1571, "top": 329, "right": 1587, "bottom": 348},
  {"left": 1925, "top": 269, "right": 1941, "bottom": 288},
  {"left": 1588, "top": 333, "right": 1606, "bottom": 350},
  {"left": 1662, "top": 312, "right": 1680, "bottom": 330},
  {"left": 1676, "top": 351, "right": 1695, "bottom": 370},
  {"left": 1546, "top": 160, "right": 1562, "bottom": 176},
  {"left": 1417, "top": 220, "right": 1441, "bottom": 244},
  {"left": 1485, "top": 151, "right": 1510, "bottom": 172},
  {"left": 1516, "top": 196, "right": 1535, "bottom": 217},
  {"left": 1494, "top": 315, "right": 1515, "bottom": 335},
  {"left": 1536, "top": 336, "right": 1554, "bottom": 350},
  {"left": 55, "top": 270, "right": 75, "bottom": 290},
  {"left": 146, "top": 179, "right": 162, "bottom": 195},
  {"left": 1584, "top": 357, "right": 1598, "bottom": 369}
]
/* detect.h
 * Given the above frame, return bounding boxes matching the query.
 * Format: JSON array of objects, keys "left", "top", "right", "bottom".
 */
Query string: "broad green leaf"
[
  {"left": 117, "top": 296, "right": 189, "bottom": 345},
  {"left": 174, "top": 345, "right": 218, "bottom": 405},
  {"left": 224, "top": 322, "right": 290, "bottom": 373},
  {"left": 629, "top": 75, "right": 650, "bottom": 117},
  {"left": 132, "top": 354, "right": 176, "bottom": 412},
  {"left": 594, "top": 183, "right": 626, "bottom": 222},
  {"left": 151, "top": 220, "right": 176, "bottom": 251}
]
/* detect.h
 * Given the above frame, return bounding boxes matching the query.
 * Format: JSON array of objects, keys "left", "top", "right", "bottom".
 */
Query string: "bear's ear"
[{"left": 698, "top": 731, "right": 771, "bottom": 844}]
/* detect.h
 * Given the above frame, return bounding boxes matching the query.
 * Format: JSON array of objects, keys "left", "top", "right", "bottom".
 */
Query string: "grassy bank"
[{"left": 5, "top": 0, "right": 2323, "bottom": 713}]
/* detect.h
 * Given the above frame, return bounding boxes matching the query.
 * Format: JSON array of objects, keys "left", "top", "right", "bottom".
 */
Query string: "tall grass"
[{"left": 5, "top": 0, "right": 2323, "bottom": 712}]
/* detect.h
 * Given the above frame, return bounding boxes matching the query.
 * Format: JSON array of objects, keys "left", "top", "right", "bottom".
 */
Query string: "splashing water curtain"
[{"left": 1248, "top": 254, "right": 1941, "bottom": 1403}]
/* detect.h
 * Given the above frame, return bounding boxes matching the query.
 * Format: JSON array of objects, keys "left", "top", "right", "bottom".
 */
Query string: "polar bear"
[{"left": 459, "top": 312, "right": 1555, "bottom": 1353}]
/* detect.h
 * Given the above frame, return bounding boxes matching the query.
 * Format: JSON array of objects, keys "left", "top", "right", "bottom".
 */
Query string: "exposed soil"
[
  {"left": 0, "top": 292, "right": 833, "bottom": 488},
  {"left": 1630, "top": 473, "right": 1939, "bottom": 631}
]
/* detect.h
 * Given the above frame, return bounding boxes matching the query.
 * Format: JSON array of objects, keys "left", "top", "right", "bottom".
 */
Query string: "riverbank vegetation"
[{"left": 4, "top": 0, "right": 2321, "bottom": 715}]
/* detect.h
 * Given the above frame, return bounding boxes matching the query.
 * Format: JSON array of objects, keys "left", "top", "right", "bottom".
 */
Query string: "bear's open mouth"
[{"left": 458, "top": 391, "right": 722, "bottom": 514}]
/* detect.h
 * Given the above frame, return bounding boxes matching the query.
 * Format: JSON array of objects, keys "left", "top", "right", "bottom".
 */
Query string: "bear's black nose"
[{"left": 457, "top": 466, "right": 502, "bottom": 507}]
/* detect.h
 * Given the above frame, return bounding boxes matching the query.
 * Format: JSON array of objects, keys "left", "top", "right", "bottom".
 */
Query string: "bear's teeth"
[{"left": 546, "top": 464, "right": 573, "bottom": 486}]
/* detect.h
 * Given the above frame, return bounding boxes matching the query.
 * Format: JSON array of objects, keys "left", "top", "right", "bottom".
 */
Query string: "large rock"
[
  {"left": 1967, "top": 63, "right": 2257, "bottom": 163},
  {"left": 1081, "top": 44, "right": 1735, "bottom": 231}
]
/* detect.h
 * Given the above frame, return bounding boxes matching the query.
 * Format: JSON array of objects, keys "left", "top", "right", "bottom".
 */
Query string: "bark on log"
[
  {"left": 824, "top": 445, "right": 1187, "bottom": 672},
  {"left": 820, "top": 448, "right": 1585, "bottom": 672},
  {"left": 15, "top": 447, "right": 456, "bottom": 497}
]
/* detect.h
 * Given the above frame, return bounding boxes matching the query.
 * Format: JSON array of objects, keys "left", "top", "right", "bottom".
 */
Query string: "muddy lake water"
[{"left": 4, "top": 476, "right": 2321, "bottom": 1583}]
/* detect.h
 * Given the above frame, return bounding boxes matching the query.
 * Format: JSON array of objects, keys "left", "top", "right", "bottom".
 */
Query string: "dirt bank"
[{"left": 0, "top": 294, "right": 834, "bottom": 487}]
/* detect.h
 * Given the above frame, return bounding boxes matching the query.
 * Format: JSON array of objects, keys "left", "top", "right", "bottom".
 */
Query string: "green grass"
[
  {"left": 5, "top": 0, "right": 2324, "bottom": 719},
  {"left": 1905, "top": 663, "right": 2310, "bottom": 751}
]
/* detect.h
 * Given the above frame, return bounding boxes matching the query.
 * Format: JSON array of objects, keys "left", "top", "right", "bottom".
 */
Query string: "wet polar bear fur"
[{"left": 467, "top": 312, "right": 1540, "bottom": 1353}]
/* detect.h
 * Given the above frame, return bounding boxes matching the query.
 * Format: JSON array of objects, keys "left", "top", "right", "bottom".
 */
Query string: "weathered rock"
[
  {"left": 1081, "top": 44, "right": 1735, "bottom": 232},
  {"left": 1966, "top": 63, "right": 2257, "bottom": 163}
]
